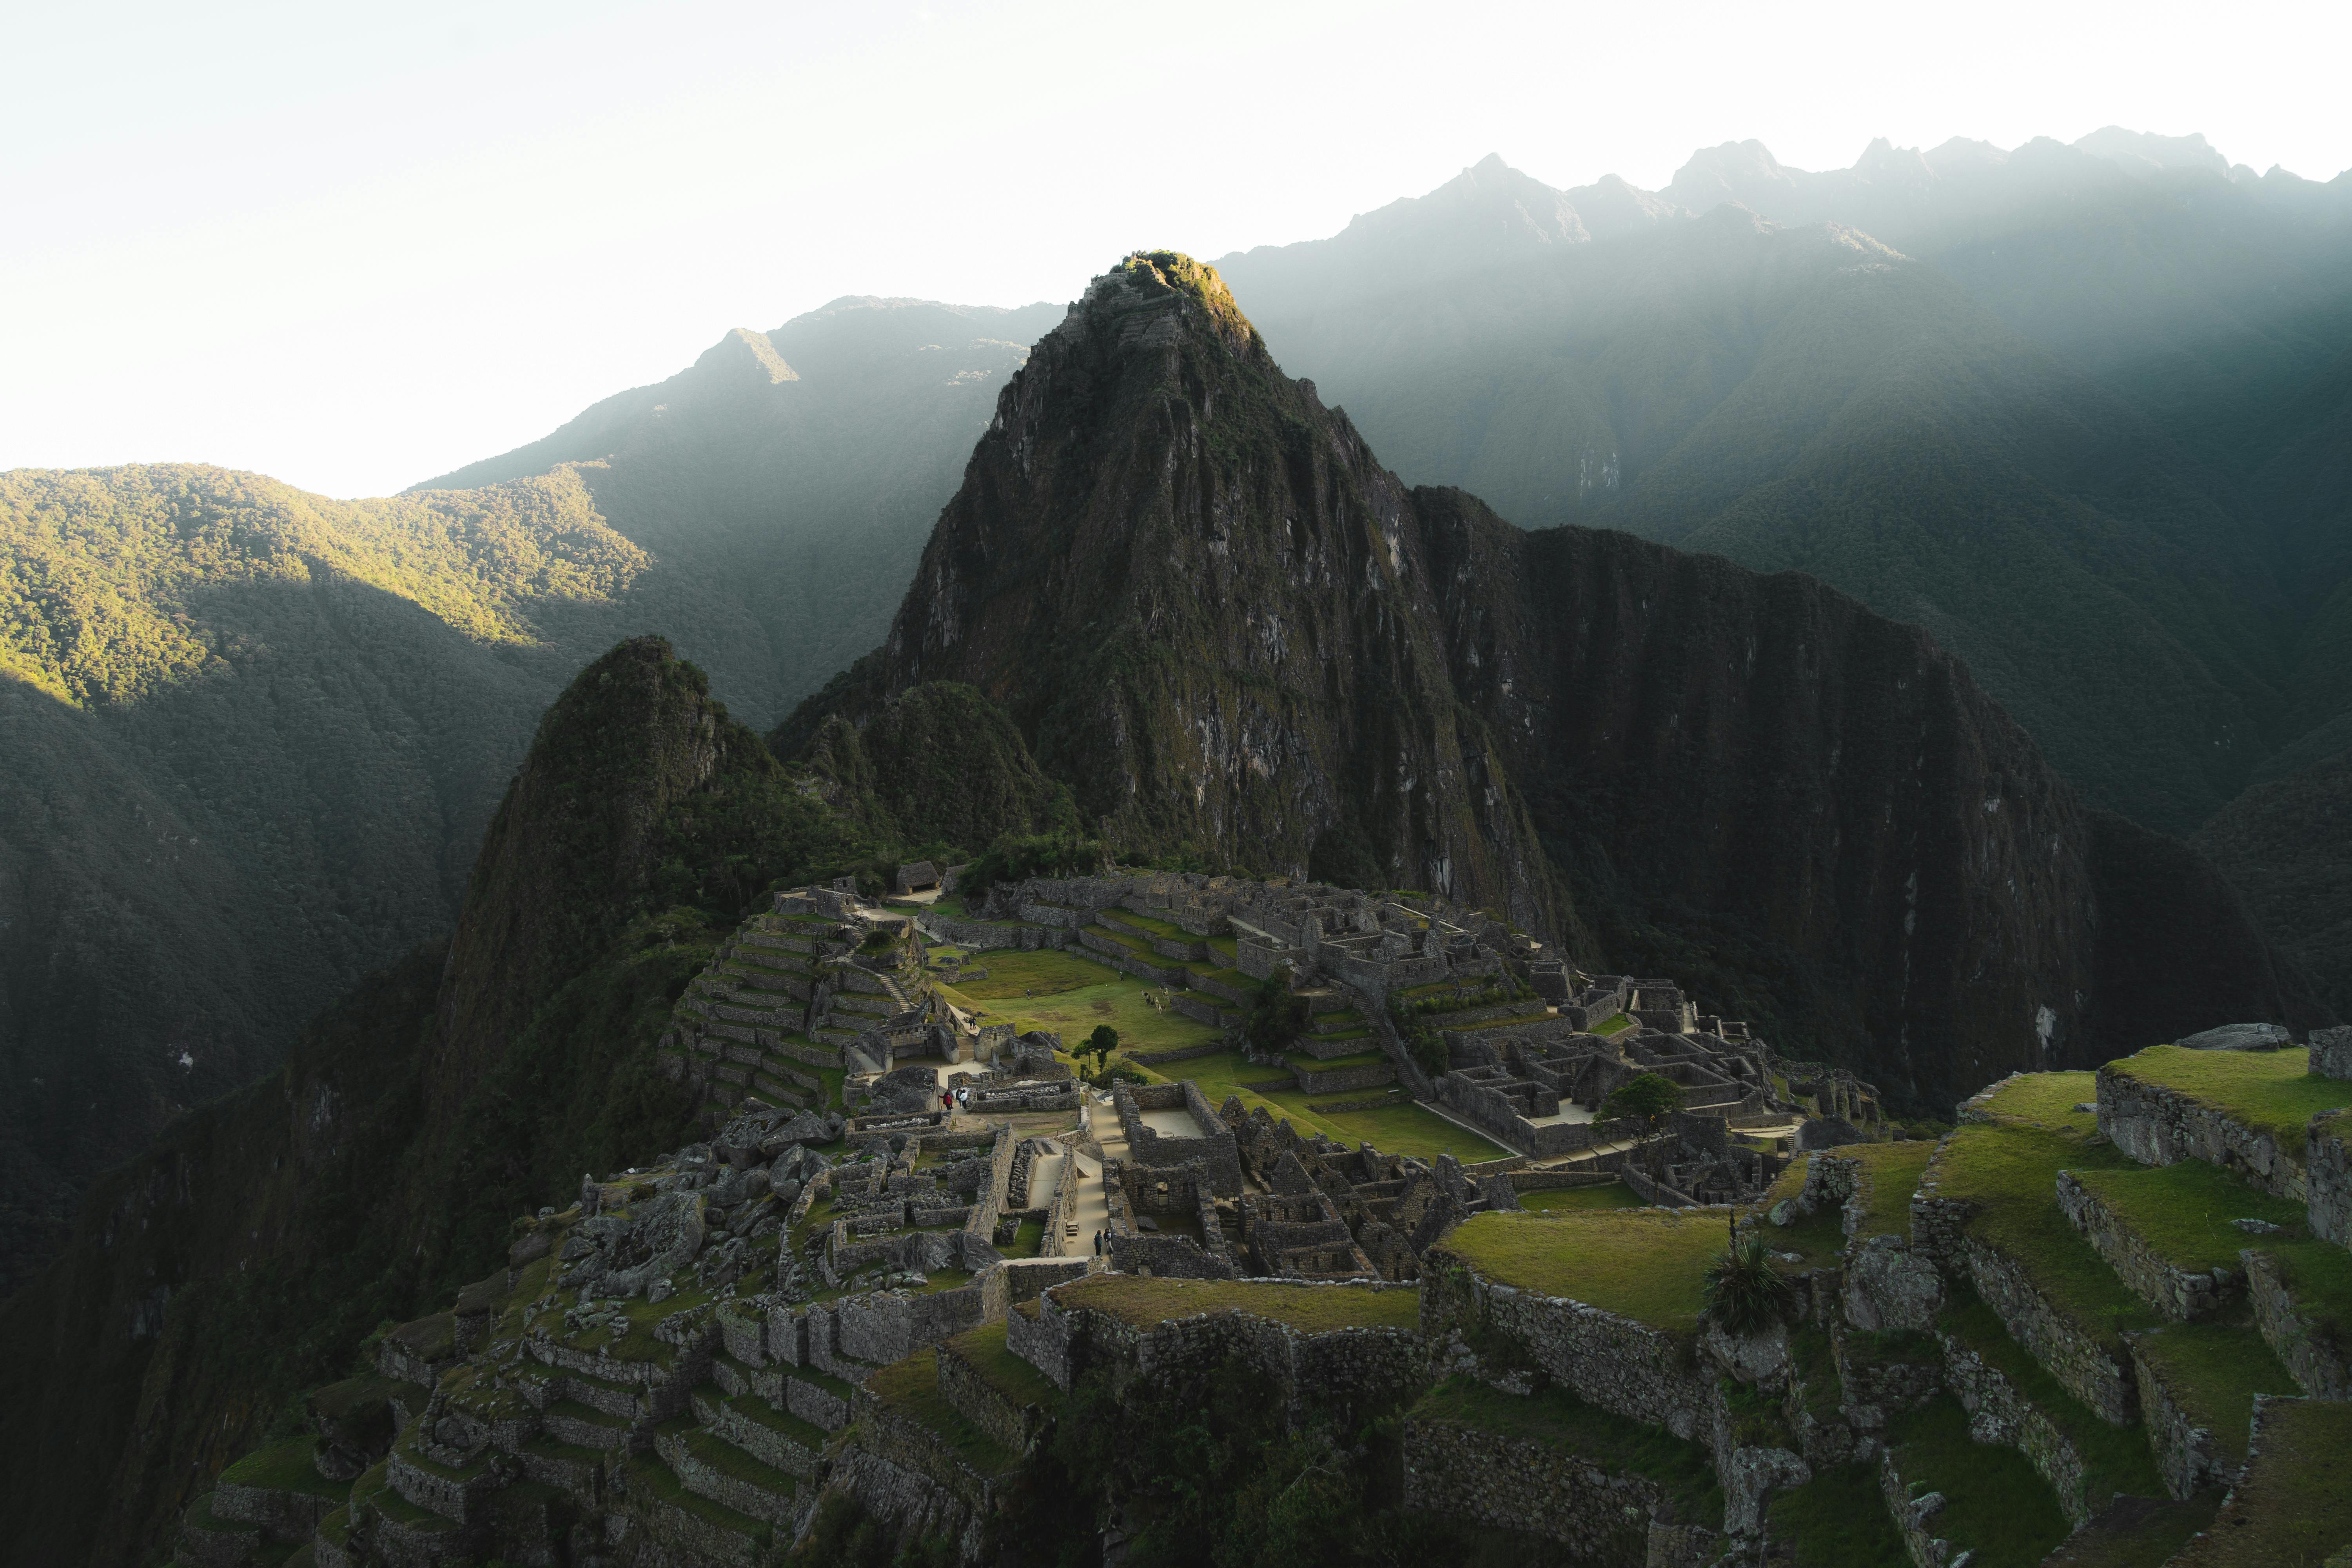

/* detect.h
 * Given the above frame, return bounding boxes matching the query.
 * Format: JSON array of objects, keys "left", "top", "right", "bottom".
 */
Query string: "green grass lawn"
[
  {"left": 1051, "top": 1274, "right": 1419, "bottom": 1334},
  {"left": 2103, "top": 1047, "right": 2352, "bottom": 1157},
  {"left": 1973, "top": 1070, "right": 2101, "bottom": 1130},
  {"left": 1140, "top": 1048, "right": 1506, "bottom": 1161},
  {"left": 1440, "top": 1209, "right": 1730, "bottom": 1335},
  {"left": 1412, "top": 1376, "right": 1722, "bottom": 1530},
  {"left": 1765, "top": 1201, "right": 1851, "bottom": 1270},
  {"left": 1887, "top": 1396, "right": 2072, "bottom": 1567},
  {"left": 2071, "top": 1159, "right": 2307, "bottom": 1274},
  {"left": 1515, "top": 1182, "right": 1644, "bottom": 1211},
  {"left": 935, "top": 950, "right": 1222, "bottom": 1056}
]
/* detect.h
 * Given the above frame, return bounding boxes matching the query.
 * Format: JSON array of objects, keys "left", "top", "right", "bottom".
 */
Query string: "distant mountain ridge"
[
  {"left": 1213, "top": 136, "right": 2352, "bottom": 841},
  {"left": 0, "top": 296, "right": 1054, "bottom": 1294}
]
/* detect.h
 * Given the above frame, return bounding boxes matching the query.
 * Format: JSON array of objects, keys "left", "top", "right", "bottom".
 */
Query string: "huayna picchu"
[{"left": 10, "top": 253, "right": 2343, "bottom": 1568}]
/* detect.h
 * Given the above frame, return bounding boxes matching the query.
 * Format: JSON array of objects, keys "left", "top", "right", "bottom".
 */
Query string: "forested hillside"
[{"left": 0, "top": 299, "right": 1053, "bottom": 1293}]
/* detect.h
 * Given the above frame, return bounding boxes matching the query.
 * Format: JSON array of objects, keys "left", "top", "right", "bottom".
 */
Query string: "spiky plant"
[{"left": 1703, "top": 1232, "right": 1796, "bottom": 1336}]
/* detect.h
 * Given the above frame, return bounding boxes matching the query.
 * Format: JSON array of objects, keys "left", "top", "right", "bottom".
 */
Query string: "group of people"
[{"left": 936, "top": 1082, "right": 973, "bottom": 1115}]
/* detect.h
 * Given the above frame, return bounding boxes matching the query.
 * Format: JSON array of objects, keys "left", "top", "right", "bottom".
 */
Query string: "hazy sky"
[{"left": 4, "top": 0, "right": 2345, "bottom": 498}]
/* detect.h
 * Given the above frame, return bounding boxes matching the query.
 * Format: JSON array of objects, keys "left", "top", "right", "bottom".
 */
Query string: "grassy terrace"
[
  {"left": 1440, "top": 1209, "right": 1731, "bottom": 1336},
  {"left": 1935, "top": 1073, "right": 2158, "bottom": 1342},
  {"left": 219, "top": 1436, "right": 350, "bottom": 1499},
  {"left": 2070, "top": 1158, "right": 2306, "bottom": 1274},
  {"left": 1849, "top": 1141, "right": 1939, "bottom": 1237},
  {"left": 944, "top": 1321, "right": 1060, "bottom": 1409},
  {"left": 935, "top": 949, "right": 1223, "bottom": 1056},
  {"left": 2130, "top": 1320, "right": 2295, "bottom": 1469},
  {"left": 1410, "top": 1376, "right": 1723, "bottom": 1529},
  {"left": 2171, "top": 1397, "right": 2352, "bottom": 1567},
  {"left": 1138, "top": 1047, "right": 1506, "bottom": 1161},
  {"left": 869, "top": 1350, "right": 1024, "bottom": 1474},
  {"left": 1101, "top": 908, "right": 1193, "bottom": 942},
  {"left": 2104, "top": 1045, "right": 2352, "bottom": 1158},
  {"left": 1592, "top": 1012, "right": 1633, "bottom": 1036},
  {"left": 1766, "top": 1463, "right": 1911, "bottom": 1568},
  {"left": 1887, "top": 1395, "right": 2072, "bottom": 1567},
  {"left": 1049, "top": 1274, "right": 1420, "bottom": 1334},
  {"left": 1939, "top": 1292, "right": 2166, "bottom": 1499}
]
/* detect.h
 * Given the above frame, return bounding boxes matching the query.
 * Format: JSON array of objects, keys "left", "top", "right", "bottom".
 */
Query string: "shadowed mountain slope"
[
  {"left": 784, "top": 252, "right": 2328, "bottom": 1102},
  {"left": 0, "top": 636, "right": 1063, "bottom": 1567},
  {"left": 0, "top": 299, "right": 1056, "bottom": 1293},
  {"left": 1218, "top": 167, "right": 2343, "bottom": 836}
]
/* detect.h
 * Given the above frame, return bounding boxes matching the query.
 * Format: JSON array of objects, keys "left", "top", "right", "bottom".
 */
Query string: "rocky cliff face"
[
  {"left": 793, "top": 252, "right": 2325, "bottom": 1103},
  {"left": 836, "top": 252, "right": 1573, "bottom": 938}
]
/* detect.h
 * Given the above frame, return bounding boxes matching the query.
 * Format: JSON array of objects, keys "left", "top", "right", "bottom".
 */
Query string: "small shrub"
[{"left": 1703, "top": 1233, "right": 1796, "bottom": 1336}]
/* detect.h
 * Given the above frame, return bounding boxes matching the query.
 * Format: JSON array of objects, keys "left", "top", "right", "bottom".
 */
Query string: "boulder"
[
  {"left": 1844, "top": 1234, "right": 1943, "bottom": 1332},
  {"left": 2310, "top": 1025, "right": 2352, "bottom": 1081},
  {"left": 2174, "top": 1022, "right": 2292, "bottom": 1052}
]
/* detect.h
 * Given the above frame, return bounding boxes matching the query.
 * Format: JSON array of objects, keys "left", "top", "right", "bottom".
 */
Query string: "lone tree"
[
  {"left": 1079, "top": 1024, "right": 1120, "bottom": 1078},
  {"left": 1245, "top": 967, "right": 1312, "bottom": 1056},
  {"left": 1604, "top": 1071, "right": 1685, "bottom": 1176},
  {"left": 1603, "top": 1071, "right": 1685, "bottom": 1132}
]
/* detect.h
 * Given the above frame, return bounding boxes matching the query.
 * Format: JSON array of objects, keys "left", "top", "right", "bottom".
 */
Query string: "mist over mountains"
[{"left": 2, "top": 123, "right": 2348, "bottom": 1307}]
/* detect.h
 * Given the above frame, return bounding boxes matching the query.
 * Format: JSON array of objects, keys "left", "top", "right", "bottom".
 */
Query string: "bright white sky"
[{"left": 4, "top": 0, "right": 2346, "bottom": 498}]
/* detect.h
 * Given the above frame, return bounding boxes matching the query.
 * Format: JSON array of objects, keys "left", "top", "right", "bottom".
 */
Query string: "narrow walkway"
[
  {"left": 1065, "top": 1096, "right": 1130, "bottom": 1255},
  {"left": 1026, "top": 1150, "right": 1066, "bottom": 1210}
]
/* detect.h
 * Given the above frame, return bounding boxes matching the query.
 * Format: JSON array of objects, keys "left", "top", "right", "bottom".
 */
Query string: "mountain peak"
[{"left": 2073, "top": 125, "right": 2229, "bottom": 176}]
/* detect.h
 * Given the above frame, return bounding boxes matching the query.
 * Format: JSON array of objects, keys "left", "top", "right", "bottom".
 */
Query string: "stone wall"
[
  {"left": 1401, "top": 1415, "right": 1699, "bottom": 1564},
  {"left": 920, "top": 913, "right": 1071, "bottom": 952},
  {"left": 2097, "top": 1063, "right": 2307, "bottom": 1201},
  {"left": 2055, "top": 1170, "right": 2234, "bottom": 1321},
  {"left": 2241, "top": 1248, "right": 2352, "bottom": 1397},
  {"left": 1017, "top": 1278, "right": 1429, "bottom": 1426},
  {"left": 2307, "top": 1110, "right": 2350, "bottom": 1247},
  {"left": 961, "top": 1128, "right": 1017, "bottom": 1245},
  {"left": 1936, "top": 1322, "right": 2100, "bottom": 1524},
  {"left": 1955, "top": 1240, "right": 2136, "bottom": 1424},
  {"left": 1113, "top": 1080, "right": 1243, "bottom": 1194},
  {"left": 936, "top": 1338, "right": 1049, "bottom": 1457},
  {"left": 1419, "top": 1258, "right": 1714, "bottom": 1443},
  {"left": 1291, "top": 1060, "right": 1395, "bottom": 1096},
  {"left": 2308, "top": 1025, "right": 2352, "bottom": 1081},
  {"left": 1878, "top": 1444, "right": 1962, "bottom": 1568},
  {"left": 2127, "top": 1333, "right": 2230, "bottom": 1500}
]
